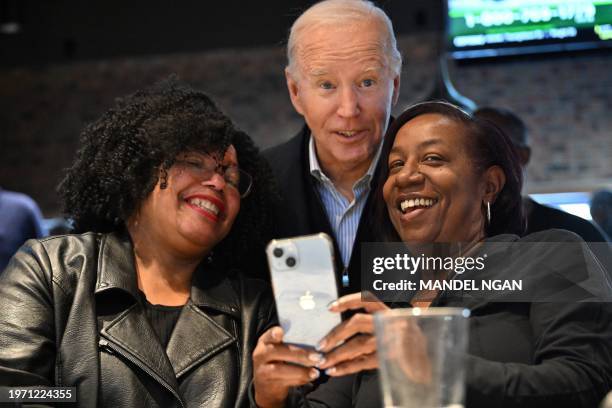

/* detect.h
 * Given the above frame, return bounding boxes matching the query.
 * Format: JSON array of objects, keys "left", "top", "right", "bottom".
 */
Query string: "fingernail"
[
  {"left": 325, "top": 367, "right": 336, "bottom": 375},
  {"left": 309, "top": 352, "right": 324, "bottom": 363},
  {"left": 328, "top": 301, "right": 339, "bottom": 310},
  {"left": 335, "top": 340, "right": 345, "bottom": 348},
  {"left": 309, "top": 369, "right": 320, "bottom": 380},
  {"left": 316, "top": 340, "right": 327, "bottom": 351},
  {"left": 273, "top": 328, "right": 282, "bottom": 340}
]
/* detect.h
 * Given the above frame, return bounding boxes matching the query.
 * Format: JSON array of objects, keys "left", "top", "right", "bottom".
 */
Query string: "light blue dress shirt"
[{"left": 308, "top": 137, "right": 382, "bottom": 287}]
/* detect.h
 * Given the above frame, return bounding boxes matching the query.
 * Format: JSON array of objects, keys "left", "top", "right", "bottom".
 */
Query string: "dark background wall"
[
  {"left": 1, "top": 1, "right": 610, "bottom": 216},
  {"left": 0, "top": 0, "right": 441, "bottom": 67}
]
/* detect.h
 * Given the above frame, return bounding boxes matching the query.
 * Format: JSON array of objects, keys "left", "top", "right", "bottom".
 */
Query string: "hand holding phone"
[
  {"left": 314, "top": 292, "right": 388, "bottom": 377},
  {"left": 252, "top": 326, "right": 321, "bottom": 408}
]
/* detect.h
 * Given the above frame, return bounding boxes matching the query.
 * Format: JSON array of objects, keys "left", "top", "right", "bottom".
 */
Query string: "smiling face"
[
  {"left": 286, "top": 20, "right": 400, "bottom": 174},
  {"left": 133, "top": 145, "right": 241, "bottom": 258},
  {"left": 383, "top": 114, "right": 493, "bottom": 244}
]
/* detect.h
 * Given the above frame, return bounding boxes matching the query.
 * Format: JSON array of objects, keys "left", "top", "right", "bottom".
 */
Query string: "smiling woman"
[
  {"left": 0, "top": 78, "right": 278, "bottom": 407},
  {"left": 377, "top": 101, "right": 525, "bottom": 244},
  {"left": 365, "top": 101, "right": 612, "bottom": 407}
]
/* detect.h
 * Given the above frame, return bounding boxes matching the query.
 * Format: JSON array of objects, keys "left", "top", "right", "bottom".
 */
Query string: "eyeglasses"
[{"left": 175, "top": 155, "right": 253, "bottom": 198}]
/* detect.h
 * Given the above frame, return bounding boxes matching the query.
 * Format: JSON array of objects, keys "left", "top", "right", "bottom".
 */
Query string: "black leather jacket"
[{"left": 0, "top": 232, "right": 275, "bottom": 407}]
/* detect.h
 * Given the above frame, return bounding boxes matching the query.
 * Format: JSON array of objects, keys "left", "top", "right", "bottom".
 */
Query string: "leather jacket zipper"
[{"left": 99, "top": 338, "right": 186, "bottom": 408}]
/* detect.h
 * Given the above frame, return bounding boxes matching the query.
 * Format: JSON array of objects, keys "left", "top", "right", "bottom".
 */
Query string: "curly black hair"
[{"left": 58, "top": 77, "right": 278, "bottom": 271}]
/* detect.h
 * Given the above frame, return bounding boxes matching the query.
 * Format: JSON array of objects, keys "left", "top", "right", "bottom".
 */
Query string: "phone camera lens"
[
  {"left": 286, "top": 257, "right": 296, "bottom": 267},
  {"left": 273, "top": 248, "right": 284, "bottom": 258}
]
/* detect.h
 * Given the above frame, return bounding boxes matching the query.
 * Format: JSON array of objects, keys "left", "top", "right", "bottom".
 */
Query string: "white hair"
[{"left": 287, "top": 0, "right": 402, "bottom": 77}]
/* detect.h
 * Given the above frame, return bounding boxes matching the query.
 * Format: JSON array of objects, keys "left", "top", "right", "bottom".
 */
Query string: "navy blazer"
[{"left": 264, "top": 125, "right": 383, "bottom": 296}]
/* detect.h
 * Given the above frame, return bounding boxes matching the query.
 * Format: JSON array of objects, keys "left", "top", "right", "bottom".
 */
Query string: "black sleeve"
[
  {"left": 0, "top": 241, "right": 56, "bottom": 386},
  {"left": 466, "top": 300, "right": 612, "bottom": 408},
  {"left": 248, "top": 376, "right": 355, "bottom": 408},
  {"left": 298, "top": 375, "right": 355, "bottom": 408}
]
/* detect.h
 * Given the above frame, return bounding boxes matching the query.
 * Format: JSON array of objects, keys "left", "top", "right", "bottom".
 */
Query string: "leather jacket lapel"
[
  {"left": 95, "top": 233, "right": 180, "bottom": 397},
  {"left": 95, "top": 234, "right": 240, "bottom": 393},
  {"left": 95, "top": 232, "right": 139, "bottom": 298},
  {"left": 100, "top": 303, "right": 179, "bottom": 393},
  {"left": 166, "top": 302, "right": 236, "bottom": 379},
  {"left": 165, "top": 266, "right": 239, "bottom": 379}
]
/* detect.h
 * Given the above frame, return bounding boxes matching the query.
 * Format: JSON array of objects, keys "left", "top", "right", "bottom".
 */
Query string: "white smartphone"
[{"left": 267, "top": 233, "right": 342, "bottom": 348}]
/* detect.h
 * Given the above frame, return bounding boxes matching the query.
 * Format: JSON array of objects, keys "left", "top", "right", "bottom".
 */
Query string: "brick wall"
[{"left": 1, "top": 33, "right": 610, "bottom": 215}]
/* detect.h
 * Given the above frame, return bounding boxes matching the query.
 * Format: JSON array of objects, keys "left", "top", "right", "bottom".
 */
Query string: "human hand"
[
  {"left": 253, "top": 326, "right": 323, "bottom": 408},
  {"left": 316, "top": 292, "right": 388, "bottom": 377}
]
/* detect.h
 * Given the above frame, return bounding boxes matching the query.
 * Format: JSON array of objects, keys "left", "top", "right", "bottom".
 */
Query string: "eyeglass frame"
[{"left": 172, "top": 154, "right": 253, "bottom": 198}]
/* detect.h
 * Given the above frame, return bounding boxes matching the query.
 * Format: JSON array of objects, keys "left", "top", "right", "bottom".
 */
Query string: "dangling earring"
[
  {"left": 160, "top": 168, "right": 168, "bottom": 189},
  {"left": 486, "top": 201, "right": 492, "bottom": 225},
  {"left": 206, "top": 251, "right": 214, "bottom": 264}
]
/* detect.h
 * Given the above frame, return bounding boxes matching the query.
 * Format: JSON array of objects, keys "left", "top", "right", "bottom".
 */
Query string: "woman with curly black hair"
[{"left": 0, "top": 78, "right": 277, "bottom": 407}]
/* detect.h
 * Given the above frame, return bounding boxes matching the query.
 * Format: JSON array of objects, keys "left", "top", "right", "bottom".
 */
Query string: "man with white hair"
[{"left": 265, "top": 0, "right": 401, "bottom": 296}]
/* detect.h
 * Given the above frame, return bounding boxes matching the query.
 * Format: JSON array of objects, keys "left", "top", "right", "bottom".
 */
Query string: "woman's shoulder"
[
  {"left": 4, "top": 232, "right": 115, "bottom": 292},
  {"left": 228, "top": 273, "right": 273, "bottom": 301},
  {"left": 486, "top": 229, "right": 590, "bottom": 267},
  {"left": 8, "top": 232, "right": 104, "bottom": 266},
  {"left": 35, "top": 231, "right": 104, "bottom": 249},
  {"left": 198, "top": 264, "right": 273, "bottom": 308},
  {"left": 519, "top": 228, "right": 586, "bottom": 243},
  {"left": 486, "top": 228, "right": 585, "bottom": 244},
  {"left": 1, "top": 233, "right": 107, "bottom": 304},
  {"left": 487, "top": 229, "right": 610, "bottom": 301},
  {"left": 216, "top": 273, "right": 276, "bottom": 332}
]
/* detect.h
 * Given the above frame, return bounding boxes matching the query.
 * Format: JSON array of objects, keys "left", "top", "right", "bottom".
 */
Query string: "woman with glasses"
[{"left": 0, "top": 78, "right": 277, "bottom": 407}]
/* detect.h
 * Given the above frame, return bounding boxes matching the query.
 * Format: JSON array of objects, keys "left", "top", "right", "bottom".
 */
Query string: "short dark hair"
[
  {"left": 372, "top": 101, "right": 525, "bottom": 240},
  {"left": 474, "top": 106, "right": 528, "bottom": 148},
  {"left": 58, "top": 77, "right": 278, "bottom": 269}
]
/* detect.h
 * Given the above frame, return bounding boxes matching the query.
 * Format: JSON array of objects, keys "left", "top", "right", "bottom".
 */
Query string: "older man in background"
[{"left": 265, "top": 0, "right": 401, "bottom": 295}]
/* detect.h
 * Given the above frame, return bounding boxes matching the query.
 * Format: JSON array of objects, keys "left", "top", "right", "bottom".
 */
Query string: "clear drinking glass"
[{"left": 374, "top": 307, "right": 470, "bottom": 408}]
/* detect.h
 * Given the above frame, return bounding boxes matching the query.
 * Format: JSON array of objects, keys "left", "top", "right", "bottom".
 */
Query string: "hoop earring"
[
  {"left": 486, "top": 201, "right": 491, "bottom": 225},
  {"left": 159, "top": 168, "right": 168, "bottom": 190}
]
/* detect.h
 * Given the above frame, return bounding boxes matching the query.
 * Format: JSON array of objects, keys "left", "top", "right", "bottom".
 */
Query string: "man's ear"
[
  {"left": 391, "top": 74, "right": 401, "bottom": 106},
  {"left": 285, "top": 68, "right": 304, "bottom": 116},
  {"left": 482, "top": 165, "right": 506, "bottom": 204}
]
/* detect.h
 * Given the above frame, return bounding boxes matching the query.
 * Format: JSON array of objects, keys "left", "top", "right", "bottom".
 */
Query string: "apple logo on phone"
[{"left": 299, "top": 291, "right": 316, "bottom": 310}]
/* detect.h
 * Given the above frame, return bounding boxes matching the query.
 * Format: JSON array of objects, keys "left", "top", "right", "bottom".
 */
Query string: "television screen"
[{"left": 446, "top": 0, "right": 612, "bottom": 59}]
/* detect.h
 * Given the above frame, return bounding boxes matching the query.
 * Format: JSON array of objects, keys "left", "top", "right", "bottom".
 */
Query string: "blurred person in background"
[
  {"left": 591, "top": 190, "right": 612, "bottom": 240},
  {"left": 474, "top": 106, "right": 608, "bottom": 242},
  {"left": 264, "top": 0, "right": 401, "bottom": 294},
  {"left": 0, "top": 78, "right": 278, "bottom": 407},
  {"left": 0, "top": 187, "right": 45, "bottom": 273}
]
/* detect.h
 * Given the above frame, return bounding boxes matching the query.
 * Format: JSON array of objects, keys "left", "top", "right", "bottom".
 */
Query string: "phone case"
[{"left": 267, "top": 233, "right": 342, "bottom": 348}]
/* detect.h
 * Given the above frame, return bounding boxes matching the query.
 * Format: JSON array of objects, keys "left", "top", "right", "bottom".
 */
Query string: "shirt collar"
[{"left": 308, "top": 135, "right": 383, "bottom": 189}]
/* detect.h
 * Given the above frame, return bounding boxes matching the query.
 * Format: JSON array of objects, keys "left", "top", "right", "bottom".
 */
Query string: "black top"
[
  {"left": 140, "top": 293, "right": 183, "bottom": 348},
  {"left": 288, "top": 230, "right": 612, "bottom": 408}
]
